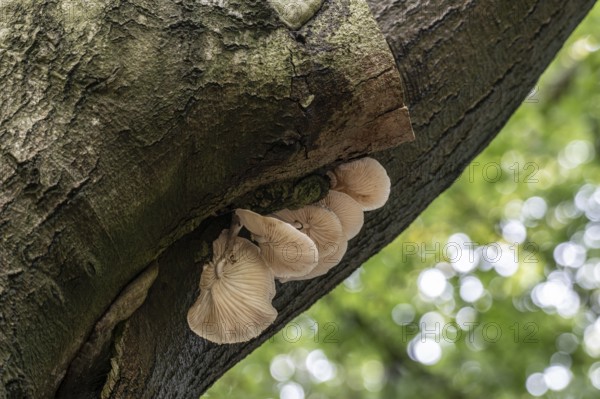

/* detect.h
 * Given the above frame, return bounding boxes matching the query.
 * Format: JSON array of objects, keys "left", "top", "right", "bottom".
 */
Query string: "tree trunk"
[{"left": 0, "top": 0, "right": 595, "bottom": 398}]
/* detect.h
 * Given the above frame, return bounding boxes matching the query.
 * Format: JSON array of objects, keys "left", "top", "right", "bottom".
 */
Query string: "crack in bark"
[{"left": 56, "top": 263, "right": 159, "bottom": 399}]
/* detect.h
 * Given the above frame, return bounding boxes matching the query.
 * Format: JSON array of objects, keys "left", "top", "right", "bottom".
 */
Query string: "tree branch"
[
  {"left": 0, "top": 0, "right": 410, "bottom": 397},
  {"left": 97, "top": 1, "right": 596, "bottom": 398},
  {"left": 0, "top": 0, "right": 595, "bottom": 397}
]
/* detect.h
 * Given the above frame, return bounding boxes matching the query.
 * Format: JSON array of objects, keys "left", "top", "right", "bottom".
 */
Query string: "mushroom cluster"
[{"left": 187, "top": 157, "right": 391, "bottom": 344}]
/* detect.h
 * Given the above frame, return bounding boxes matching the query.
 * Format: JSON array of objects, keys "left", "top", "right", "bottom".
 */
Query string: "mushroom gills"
[
  {"left": 236, "top": 209, "right": 319, "bottom": 278},
  {"left": 328, "top": 157, "right": 391, "bottom": 211},
  {"left": 273, "top": 205, "right": 348, "bottom": 282},
  {"left": 187, "top": 231, "right": 277, "bottom": 344}
]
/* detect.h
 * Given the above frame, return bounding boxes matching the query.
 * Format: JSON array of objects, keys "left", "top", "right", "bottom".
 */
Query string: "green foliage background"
[{"left": 206, "top": 5, "right": 600, "bottom": 398}]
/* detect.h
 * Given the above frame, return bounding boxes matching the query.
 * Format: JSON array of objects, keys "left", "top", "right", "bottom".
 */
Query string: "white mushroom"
[
  {"left": 316, "top": 190, "right": 364, "bottom": 240},
  {"left": 273, "top": 205, "right": 347, "bottom": 281},
  {"left": 187, "top": 230, "right": 277, "bottom": 344},
  {"left": 327, "top": 157, "right": 391, "bottom": 211},
  {"left": 236, "top": 209, "right": 319, "bottom": 279}
]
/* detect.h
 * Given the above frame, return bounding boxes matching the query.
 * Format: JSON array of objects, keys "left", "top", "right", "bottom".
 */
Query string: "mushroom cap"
[
  {"left": 187, "top": 231, "right": 277, "bottom": 344},
  {"left": 273, "top": 205, "right": 347, "bottom": 281},
  {"left": 281, "top": 239, "right": 348, "bottom": 282},
  {"left": 317, "top": 190, "right": 364, "bottom": 240},
  {"left": 236, "top": 209, "right": 319, "bottom": 279},
  {"left": 329, "top": 157, "right": 391, "bottom": 211}
]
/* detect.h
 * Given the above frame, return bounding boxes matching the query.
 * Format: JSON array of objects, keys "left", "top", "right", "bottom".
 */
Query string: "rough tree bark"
[
  {"left": 0, "top": 0, "right": 596, "bottom": 398},
  {"left": 1, "top": 0, "right": 413, "bottom": 397}
]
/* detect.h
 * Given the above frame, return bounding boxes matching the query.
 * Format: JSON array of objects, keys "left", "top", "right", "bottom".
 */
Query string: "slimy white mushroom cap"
[
  {"left": 236, "top": 209, "right": 319, "bottom": 279},
  {"left": 274, "top": 205, "right": 347, "bottom": 281},
  {"left": 187, "top": 231, "right": 277, "bottom": 344},
  {"left": 317, "top": 190, "right": 364, "bottom": 240},
  {"left": 328, "top": 157, "right": 391, "bottom": 211}
]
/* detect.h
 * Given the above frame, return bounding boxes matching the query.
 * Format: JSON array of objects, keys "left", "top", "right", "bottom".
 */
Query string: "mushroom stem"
[
  {"left": 292, "top": 221, "right": 303, "bottom": 230},
  {"left": 214, "top": 214, "right": 243, "bottom": 278},
  {"left": 226, "top": 214, "right": 243, "bottom": 249},
  {"left": 215, "top": 257, "right": 227, "bottom": 279}
]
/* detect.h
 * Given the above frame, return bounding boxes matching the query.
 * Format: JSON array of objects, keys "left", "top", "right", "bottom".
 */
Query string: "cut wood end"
[{"left": 297, "top": 0, "right": 415, "bottom": 162}]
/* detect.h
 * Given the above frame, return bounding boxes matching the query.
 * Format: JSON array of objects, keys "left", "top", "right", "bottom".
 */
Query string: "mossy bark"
[
  {"left": 0, "top": 0, "right": 595, "bottom": 398},
  {"left": 1, "top": 0, "right": 410, "bottom": 397}
]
